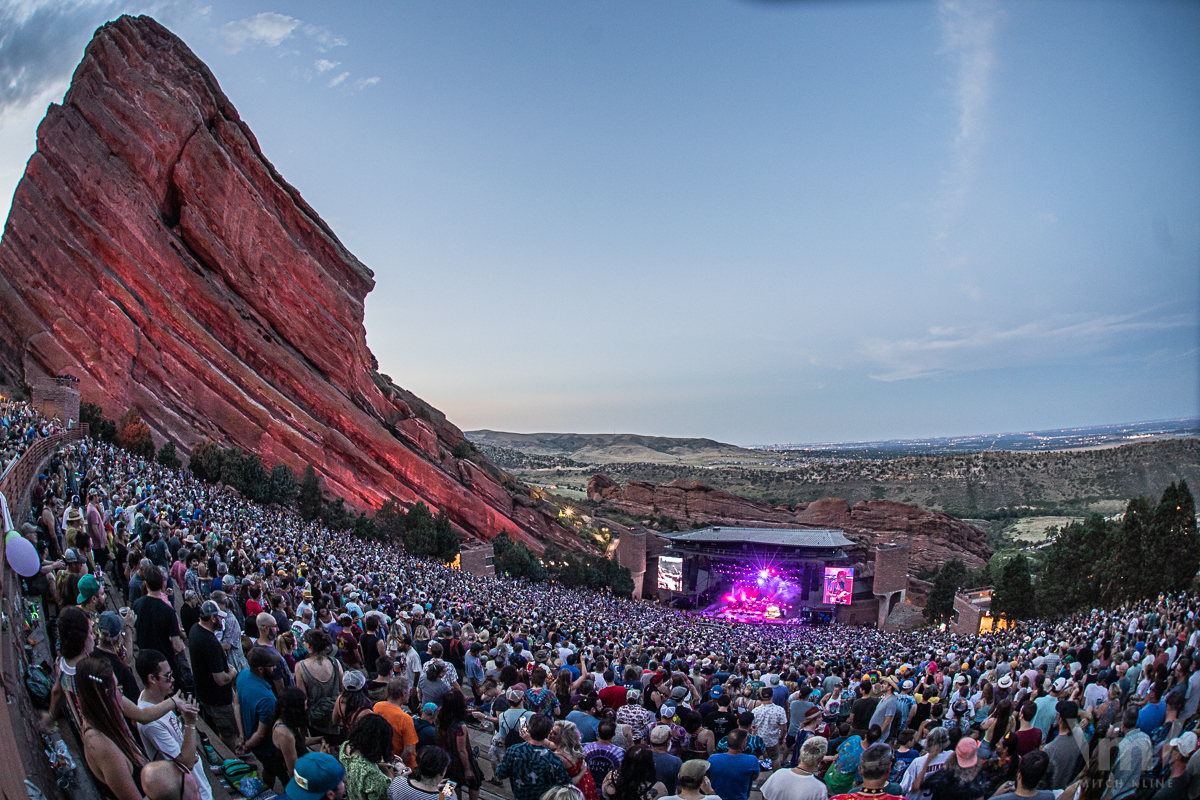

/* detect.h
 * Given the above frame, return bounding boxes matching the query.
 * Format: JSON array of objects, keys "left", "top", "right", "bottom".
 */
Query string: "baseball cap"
[
  {"left": 626, "top": 687, "right": 642, "bottom": 700},
  {"left": 955, "top": 737, "right": 979, "bottom": 768},
  {"left": 342, "top": 670, "right": 367, "bottom": 691},
  {"left": 649, "top": 725, "right": 672, "bottom": 745},
  {"left": 200, "top": 600, "right": 223, "bottom": 618},
  {"left": 1052, "top": 677, "right": 1069, "bottom": 693},
  {"left": 902, "top": 680, "right": 915, "bottom": 689},
  {"left": 505, "top": 689, "right": 523, "bottom": 705},
  {"left": 1170, "top": 732, "right": 1198, "bottom": 758},
  {"left": 287, "top": 752, "right": 345, "bottom": 800},
  {"left": 62, "top": 548, "right": 81, "bottom": 564},
  {"left": 76, "top": 574, "right": 101, "bottom": 605},
  {"left": 710, "top": 686, "right": 723, "bottom": 698},
  {"left": 98, "top": 611, "right": 123, "bottom": 638},
  {"left": 1056, "top": 701, "right": 1079, "bottom": 720},
  {"left": 422, "top": 703, "right": 438, "bottom": 715},
  {"left": 678, "top": 760, "right": 710, "bottom": 781},
  {"left": 803, "top": 706, "right": 822, "bottom": 723},
  {"left": 660, "top": 701, "right": 677, "bottom": 717},
  {"left": 670, "top": 686, "right": 688, "bottom": 700}
]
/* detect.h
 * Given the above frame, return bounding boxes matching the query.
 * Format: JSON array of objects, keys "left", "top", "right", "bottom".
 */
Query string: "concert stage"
[{"left": 662, "top": 527, "right": 856, "bottom": 624}]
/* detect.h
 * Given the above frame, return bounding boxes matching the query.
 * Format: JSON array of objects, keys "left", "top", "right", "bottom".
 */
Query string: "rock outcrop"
[
  {"left": 0, "top": 15, "right": 580, "bottom": 552},
  {"left": 587, "top": 474, "right": 991, "bottom": 569}
]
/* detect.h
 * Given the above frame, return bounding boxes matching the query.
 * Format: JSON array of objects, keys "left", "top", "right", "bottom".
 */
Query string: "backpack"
[
  {"left": 304, "top": 661, "right": 341, "bottom": 733},
  {"left": 500, "top": 708, "right": 531, "bottom": 748},
  {"left": 26, "top": 664, "right": 53, "bottom": 709}
]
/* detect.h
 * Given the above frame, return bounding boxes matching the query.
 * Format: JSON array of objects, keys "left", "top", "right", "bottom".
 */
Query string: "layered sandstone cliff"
[
  {"left": 587, "top": 474, "right": 991, "bottom": 569},
  {"left": 0, "top": 15, "right": 579, "bottom": 552}
]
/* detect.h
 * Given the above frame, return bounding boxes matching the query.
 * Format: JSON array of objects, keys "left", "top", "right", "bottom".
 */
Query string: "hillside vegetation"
[{"left": 481, "top": 437, "right": 1199, "bottom": 515}]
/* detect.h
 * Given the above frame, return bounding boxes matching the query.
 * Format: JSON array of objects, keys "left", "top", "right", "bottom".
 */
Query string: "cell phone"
[{"left": 441, "top": 782, "right": 456, "bottom": 798}]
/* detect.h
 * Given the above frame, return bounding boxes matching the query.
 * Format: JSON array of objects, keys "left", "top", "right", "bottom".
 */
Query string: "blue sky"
[{"left": 1, "top": 0, "right": 1197, "bottom": 445}]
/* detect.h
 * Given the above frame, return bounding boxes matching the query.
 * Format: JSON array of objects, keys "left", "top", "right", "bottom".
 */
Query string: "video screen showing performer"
[{"left": 822, "top": 567, "right": 853, "bottom": 605}]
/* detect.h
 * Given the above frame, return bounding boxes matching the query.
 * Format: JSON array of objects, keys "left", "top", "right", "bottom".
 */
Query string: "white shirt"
[
  {"left": 761, "top": 769, "right": 826, "bottom": 800},
  {"left": 901, "top": 751, "right": 951, "bottom": 800},
  {"left": 136, "top": 695, "right": 213, "bottom": 800}
]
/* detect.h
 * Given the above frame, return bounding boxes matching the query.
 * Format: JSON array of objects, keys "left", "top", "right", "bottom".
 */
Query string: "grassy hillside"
[
  {"left": 486, "top": 438, "right": 1199, "bottom": 514},
  {"left": 466, "top": 430, "right": 750, "bottom": 465}
]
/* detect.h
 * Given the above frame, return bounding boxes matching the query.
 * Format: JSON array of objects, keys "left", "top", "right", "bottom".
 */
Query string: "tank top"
[
  {"left": 299, "top": 658, "right": 341, "bottom": 733},
  {"left": 275, "top": 722, "right": 309, "bottom": 759}
]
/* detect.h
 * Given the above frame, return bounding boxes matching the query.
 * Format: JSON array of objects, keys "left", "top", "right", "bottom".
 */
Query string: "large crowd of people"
[
  {"left": 0, "top": 398, "right": 66, "bottom": 475},
  {"left": 16, "top": 422, "right": 1200, "bottom": 800}
]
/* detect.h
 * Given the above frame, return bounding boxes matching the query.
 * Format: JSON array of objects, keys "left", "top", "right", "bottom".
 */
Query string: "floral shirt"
[{"left": 340, "top": 742, "right": 390, "bottom": 800}]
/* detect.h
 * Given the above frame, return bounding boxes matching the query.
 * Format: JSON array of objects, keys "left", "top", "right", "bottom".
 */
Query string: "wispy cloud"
[
  {"left": 861, "top": 309, "right": 1197, "bottom": 381},
  {"left": 313, "top": 58, "right": 340, "bottom": 73},
  {"left": 935, "top": 0, "right": 1000, "bottom": 239},
  {"left": 353, "top": 76, "right": 380, "bottom": 90},
  {"left": 327, "top": 71, "right": 349, "bottom": 88},
  {"left": 302, "top": 23, "right": 347, "bottom": 52},
  {"left": 221, "top": 11, "right": 300, "bottom": 53}
]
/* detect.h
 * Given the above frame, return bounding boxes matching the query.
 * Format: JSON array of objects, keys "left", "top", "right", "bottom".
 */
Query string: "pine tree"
[
  {"left": 115, "top": 408, "right": 156, "bottom": 460},
  {"left": 298, "top": 464, "right": 323, "bottom": 521},
  {"left": 374, "top": 499, "right": 407, "bottom": 544},
  {"left": 1105, "top": 497, "right": 1154, "bottom": 603},
  {"left": 1037, "top": 515, "right": 1110, "bottom": 617},
  {"left": 403, "top": 502, "right": 436, "bottom": 556},
  {"left": 269, "top": 463, "right": 299, "bottom": 506},
  {"left": 432, "top": 511, "right": 459, "bottom": 562},
  {"left": 218, "top": 447, "right": 247, "bottom": 495},
  {"left": 188, "top": 439, "right": 222, "bottom": 482},
  {"left": 242, "top": 453, "right": 271, "bottom": 504},
  {"left": 925, "top": 558, "right": 966, "bottom": 623},
  {"left": 1154, "top": 481, "right": 1199, "bottom": 592},
  {"left": 993, "top": 553, "right": 1035, "bottom": 622},
  {"left": 156, "top": 440, "right": 182, "bottom": 470}
]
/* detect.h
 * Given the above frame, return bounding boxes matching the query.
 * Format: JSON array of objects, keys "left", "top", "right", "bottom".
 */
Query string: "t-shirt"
[
  {"left": 93, "top": 648, "right": 139, "bottom": 703},
  {"left": 599, "top": 684, "right": 628, "bottom": 711},
  {"left": 188, "top": 624, "right": 232, "bottom": 706},
  {"left": 1014, "top": 727, "right": 1043, "bottom": 756},
  {"left": 751, "top": 703, "right": 788, "bottom": 747},
  {"left": 374, "top": 702, "right": 419, "bottom": 768},
  {"left": 871, "top": 695, "right": 901, "bottom": 734},
  {"left": 387, "top": 776, "right": 440, "bottom": 800},
  {"left": 133, "top": 595, "right": 182, "bottom": 668},
  {"left": 852, "top": 697, "right": 878, "bottom": 730},
  {"left": 761, "top": 769, "right": 828, "bottom": 800},
  {"left": 653, "top": 750, "right": 682, "bottom": 794},
  {"left": 137, "top": 695, "right": 214, "bottom": 800},
  {"left": 567, "top": 710, "right": 602, "bottom": 743},
  {"left": 707, "top": 753, "right": 759, "bottom": 800},
  {"left": 236, "top": 669, "right": 279, "bottom": 759},
  {"left": 704, "top": 711, "right": 738, "bottom": 740}
]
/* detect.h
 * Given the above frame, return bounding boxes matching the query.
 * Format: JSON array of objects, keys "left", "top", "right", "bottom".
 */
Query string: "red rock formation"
[
  {"left": 0, "top": 15, "right": 580, "bottom": 553},
  {"left": 587, "top": 474, "right": 991, "bottom": 570}
]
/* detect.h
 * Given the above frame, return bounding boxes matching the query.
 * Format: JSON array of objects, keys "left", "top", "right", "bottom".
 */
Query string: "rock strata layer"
[
  {"left": 0, "top": 16, "right": 579, "bottom": 552},
  {"left": 587, "top": 474, "right": 991, "bottom": 570}
]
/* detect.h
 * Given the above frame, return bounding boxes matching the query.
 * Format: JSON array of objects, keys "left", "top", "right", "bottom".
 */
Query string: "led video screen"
[
  {"left": 658, "top": 556, "right": 683, "bottom": 591},
  {"left": 823, "top": 567, "right": 854, "bottom": 605}
]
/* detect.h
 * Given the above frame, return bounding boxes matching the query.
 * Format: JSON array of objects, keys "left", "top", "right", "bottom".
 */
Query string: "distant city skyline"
[{"left": 1, "top": 1, "right": 1197, "bottom": 446}]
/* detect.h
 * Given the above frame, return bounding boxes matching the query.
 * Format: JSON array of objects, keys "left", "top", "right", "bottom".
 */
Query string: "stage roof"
[{"left": 665, "top": 526, "right": 853, "bottom": 550}]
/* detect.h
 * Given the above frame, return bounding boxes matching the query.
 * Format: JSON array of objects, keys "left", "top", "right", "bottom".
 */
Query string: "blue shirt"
[
  {"left": 566, "top": 710, "right": 600, "bottom": 743},
  {"left": 1137, "top": 699, "right": 1166, "bottom": 734},
  {"left": 707, "top": 753, "right": 759, "bottom": 800},
  {"left": 465, "top": 654, "right": 485, "bottom": 684},
  {"left": 236, "top": 669, "right": 279, "bottom": 758}
]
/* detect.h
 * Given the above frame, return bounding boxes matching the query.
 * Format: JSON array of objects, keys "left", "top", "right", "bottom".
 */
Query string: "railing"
[{"left": 0, "top": 424, "right": 89, "bottom": 800}]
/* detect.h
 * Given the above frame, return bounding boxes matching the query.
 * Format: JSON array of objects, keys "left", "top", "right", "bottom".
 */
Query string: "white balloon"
[{"left": 5, "top": 531, "right": 41, "bottom": 577}]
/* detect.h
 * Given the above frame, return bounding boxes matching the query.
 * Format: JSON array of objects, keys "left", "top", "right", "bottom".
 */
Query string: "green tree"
[
  {"left": 432, "top": 511, "right": 460, "bottom": 562},
  {"left": 242, "top": 453, "right": 271, "bottom": 504},
  {"left": 156, "top": 440, "right": 182, "bottom": 470},
  {"left": 1104, "top": 497, "right": 1154, "bottom": 603},
  {"left": 115, "top": 408, "right": 156, "bottom": 460},
  {"left": 992, "top": 553, "right": 1035, "bottom": 622},
  {"left": 374, "top": 499, "right": 407, "bottom": 545},
  {"left": 925, "top": 558, "right": 966, "bottom": 624},
  {"left": 354, "top": 512, "right": 379, "bottom": 541},
  {"left": 1037, "top": 515, "right": 1110, "bottom": 617},
  {"left": 269, "top": 463, "right": 299, "bottom": 507},
  {"left": 1154, "top": 481, "right": 1199, "bottom": 593},
  {"left": 321, "top": 498, "right": 354, "bottom": 531},
  {"left": 403, "top": 502, "right": 437, "bottom": 556},
  {"left": 298, "top": 464, "right": 323, "bottom": 521},
  {"left": 217, "top": 447, "right": 247, "bottom": 495},
  {"left": 189, "top": 438, "right": 222, "bottom": 482}
]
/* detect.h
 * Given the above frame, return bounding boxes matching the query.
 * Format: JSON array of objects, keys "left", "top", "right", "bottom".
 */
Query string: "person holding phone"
[
  {"left": 135, "top": 649, "right": 212, "bottom": 800},
  {"left": 387, "top": 746, "right": 451, "bottom": 800}
]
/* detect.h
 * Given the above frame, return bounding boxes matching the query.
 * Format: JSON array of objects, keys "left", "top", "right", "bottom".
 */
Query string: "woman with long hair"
[
  {"left": 297, "top": 628, "right": 344, "bottom": 745},
  {"left": 601, "top": 744, "right": 665, "bottom": 800},
  {"left": 334, "top": 671, "right": 374, "bottom": 738},
  {"left": 339, "top": 712, "right": 396, "bottom": 800},
  {"left": 419, "top": 662, "right": 451, "bottom": 708},
  {"left": 435, "top": 690, "right": 481, "bottom": 800},
  {"left": 979, "top": 699, "right": 1012, "bottom": 759},
  {"left": 275, "top": 630, "right": 298, "bottom": 673},
  {"left": 550, "top": 720, "right": 598, "bottom": 800},
  {"left": 272, "top": 687, "right": 323, "bottom": 780},
  {"left": 980, "top": 732, "right": 1020, "bottom": 797},
  {"left": 554, "top": 669, "right": 576, "bottom": 719},
  {"left": 78, "top": 656, "right": 196, "bottom": 800},
  {"left": 388, "top": 745, "right": 450, "bottom": 800}
]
